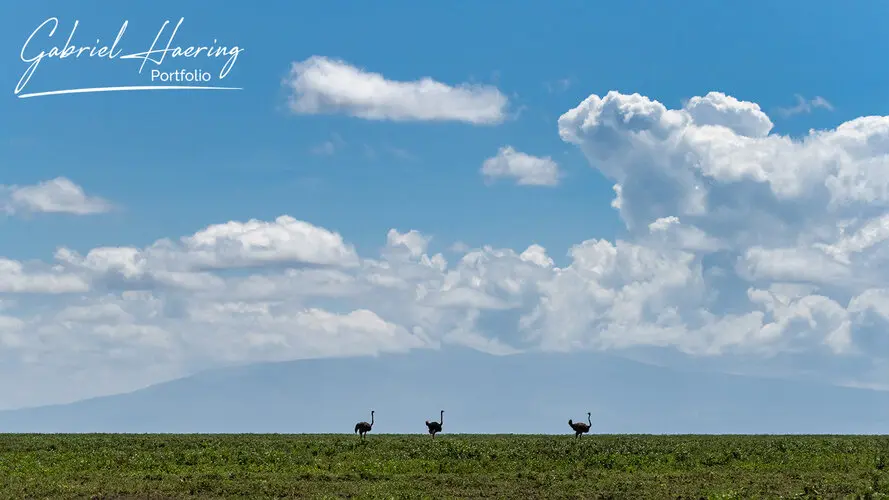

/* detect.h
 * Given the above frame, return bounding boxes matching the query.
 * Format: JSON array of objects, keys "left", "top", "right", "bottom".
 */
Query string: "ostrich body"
[
  {"left": 354, "top": 410, "right": 374, "bottom": 439},
  {"left": 568, "top": 412, "right": 591, "bottom": 438},
  {"left": 425, "top": 410, "right": 444, "bottom": 438}
]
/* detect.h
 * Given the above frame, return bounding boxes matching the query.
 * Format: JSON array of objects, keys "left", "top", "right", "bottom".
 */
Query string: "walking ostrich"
[
  {"left": 354, "top": 410, "right": 374, "bottom": 439},
  {"left": 568, "top": 412, "right": 592, "bottom": 438},
  {"left": 425, "top": 410, "right": 444, "bottom": 439}
]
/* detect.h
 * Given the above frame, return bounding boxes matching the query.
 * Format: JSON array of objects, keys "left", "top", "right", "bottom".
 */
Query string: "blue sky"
[{"left": 2, "top": 1, "right": 889, "bottom": 417}]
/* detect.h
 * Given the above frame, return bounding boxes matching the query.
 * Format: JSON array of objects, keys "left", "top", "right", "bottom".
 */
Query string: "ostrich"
[
  {"left": 568, "top": 412, "right": 592, "bottom": 439},
  {"left": 425, "top": 410, "right": 444, "bottom": 439},
  {"left": 354, "top": 410, "right": 374, "bottom": 439}
]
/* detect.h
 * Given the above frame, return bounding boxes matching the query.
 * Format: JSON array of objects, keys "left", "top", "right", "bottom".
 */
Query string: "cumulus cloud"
[
  {"left": 53, "top": 215, "right": 359, "bottom": 293},
  {"left": 550, "top": 89, "right": 889, "bottom": 363},
  {"left": 8, "top": 89, "right": 889, "bottom": 408},
  {"left": 284, "top": 56, "right": 508, "bottom": 124},
  {"left": 1, "top": 177, "right": 111, "bottom": 215},
  {"left": 0, "top": 258, "right": 88, "bottom": 294},
  {"left": 481, "top": 146, "right": 562, "bottom": 186}
]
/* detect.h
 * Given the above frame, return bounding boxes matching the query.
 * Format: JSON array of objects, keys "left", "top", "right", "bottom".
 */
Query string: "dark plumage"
[
  {"left": 568, "top": 412, "right": 591, "bottom": 438},
  {"left": 425, "top": 410, "right": 444, "bottom": 439},
  {"left": 354, "top": 410, "right": 374, "bottom": 439}
]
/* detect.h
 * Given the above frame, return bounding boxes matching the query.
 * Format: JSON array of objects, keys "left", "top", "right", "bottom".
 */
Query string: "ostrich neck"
[
  {"left": 587, "top": 414, "right": 591, "bottom": 426},
  {"left": 370, "top": 413, "right": 374, "bottom": 425},
  {"left": 440, "top": 411, "right": 444, "bottom": 424}
]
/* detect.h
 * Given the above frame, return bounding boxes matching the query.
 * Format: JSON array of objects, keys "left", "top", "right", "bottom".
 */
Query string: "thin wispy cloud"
[
  {"left": 776, "top": 94, "right": 834, "bottom": 117},
  {"left": 545, "top": 78, "right": 574, "bottom": 94},
  {"left": 310, "top": 133, "right": 346, "bottom": 156},
  {"left": 388, "top": 147, "right": 416, "bottom": 161}
]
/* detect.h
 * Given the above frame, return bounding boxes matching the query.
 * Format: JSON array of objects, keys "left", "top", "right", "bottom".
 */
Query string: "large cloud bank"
[{"left": 5, "top": 90, "right": 889, "bottom": 408}]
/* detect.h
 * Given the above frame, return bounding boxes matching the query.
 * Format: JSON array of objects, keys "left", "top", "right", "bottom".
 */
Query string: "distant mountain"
[{"left": 1, "top": 348, "right": 887, "bottom": 434}]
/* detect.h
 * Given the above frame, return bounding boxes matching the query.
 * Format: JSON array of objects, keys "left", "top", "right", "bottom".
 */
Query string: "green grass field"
[{"left": 2, "top": 434, "right": 889, "bottom": 499}]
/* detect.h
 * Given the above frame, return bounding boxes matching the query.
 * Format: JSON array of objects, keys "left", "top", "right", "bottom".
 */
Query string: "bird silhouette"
[
  {"left": 425, "top": 410, "right": 444, "bottom": 439},
  {"left": 568, "top": 412, "right": 591, "bottom": 438},
  {"left": 354, "top": 410, "right": 374, "bottom": 439}
]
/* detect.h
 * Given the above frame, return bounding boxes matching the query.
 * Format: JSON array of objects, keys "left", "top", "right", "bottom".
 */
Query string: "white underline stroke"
[{"left": 17, "top": 85, "right": 243, "bottom": 99}]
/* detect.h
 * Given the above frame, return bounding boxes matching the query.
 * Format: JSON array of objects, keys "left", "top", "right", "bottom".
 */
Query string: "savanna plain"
[{"left": 2, "top": 434, "right": 889, "bottom": 499}]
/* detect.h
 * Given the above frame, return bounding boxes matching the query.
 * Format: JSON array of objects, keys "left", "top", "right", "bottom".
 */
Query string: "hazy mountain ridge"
[{"left": 1, "top": 348, "right": 887, "bottom": 434}]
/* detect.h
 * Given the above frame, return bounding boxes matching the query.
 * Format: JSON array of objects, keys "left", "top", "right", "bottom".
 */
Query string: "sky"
[{"left": 2, "top": 1, "right": 889, "bottom": 412}]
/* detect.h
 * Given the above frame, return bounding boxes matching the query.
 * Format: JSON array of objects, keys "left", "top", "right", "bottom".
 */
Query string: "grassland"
[{"left": 2, "top": 434, "right": 889, "bottom": 499}]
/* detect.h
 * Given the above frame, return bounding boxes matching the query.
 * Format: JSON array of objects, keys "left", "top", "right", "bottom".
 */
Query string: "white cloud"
[
  {"left": 481, "top": 146, "right": 561, "bottom": 186},
  {"left": 284, "top": 56, "right": 508, "bottom": 124},
  {"left": 685, "top": 92, "right": 774, "bottom": 138},
  {"left": 1, "top": 177, "right": 111, "bottom": 215},
  {"left": 547, "top": 89, "right": 889, "bottom": 363},
  {"left": 0, "top": 258, "right": 88, "bottom": 294},
  {"left": 179, "top": 216, "right": 359, "bottom": 269},
  {"left": 386, "top": 229, "right": 431, "bottom": 258},
  {"left": 51, "top": 215, "right": 359, "bottom": 294},
  {"left": 8, "top": 89, "right": 889, "bottom": 409}
]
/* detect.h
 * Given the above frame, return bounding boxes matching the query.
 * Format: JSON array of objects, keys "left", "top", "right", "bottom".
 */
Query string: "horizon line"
[
  {"left": 16, "top": 85, "right": 243, "bottom": 99},
  {"left": 0, "top": 432, "right": 879, "bottom": 436}
]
